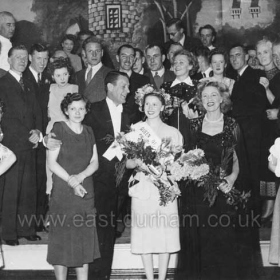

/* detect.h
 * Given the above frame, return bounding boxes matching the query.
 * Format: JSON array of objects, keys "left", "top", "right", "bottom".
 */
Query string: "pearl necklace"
[{"left": 204, "top": 113, "right": 223, "bottom": 123}]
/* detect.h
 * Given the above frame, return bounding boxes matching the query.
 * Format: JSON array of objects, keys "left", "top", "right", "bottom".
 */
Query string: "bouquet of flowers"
[
  {"left": 196, "top": 147, "right": 251, "bottom": 208},
  {"left": 113, "top": 122, "right": 182, "bottom": 206}
]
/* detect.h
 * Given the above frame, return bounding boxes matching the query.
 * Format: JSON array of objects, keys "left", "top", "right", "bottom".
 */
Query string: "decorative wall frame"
[{"left": 106, "top": 4, "right": 122, "bottom": 30}]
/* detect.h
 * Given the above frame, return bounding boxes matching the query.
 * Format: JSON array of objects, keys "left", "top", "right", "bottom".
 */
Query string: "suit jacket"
[
  {"left": 76, "top": 65, "right": 112, "bottom": 103},
  {"left": 23, "top": 67, "right": 52, "bottom": 133},
  {"left": 145, "top": 68, "right": 175, "bottom": 90},
  {"left": 0, "top": 72, "right": 42, "bottom": 152},
  {"left": 125, "top": 71, "right": 150, "bottom": 124},
  {"left": 231, "top": 66, "right": 266, "bottom": 118},
  {"left": 83, "top": 99, "right": 130, "bottom": 170}
]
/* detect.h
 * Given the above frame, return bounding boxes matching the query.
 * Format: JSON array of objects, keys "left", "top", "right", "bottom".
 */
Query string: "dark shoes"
[
  {"left": 19, "top": 234, "right": 42, "bottom": 241},
  {"left": 4, "top": 239, "right": 19, "bottom": 246}
]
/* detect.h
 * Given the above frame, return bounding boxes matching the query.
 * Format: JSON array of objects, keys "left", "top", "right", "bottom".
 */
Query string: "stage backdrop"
[{"left": 2, "top": 0, "right": 280, "bottom": 68}]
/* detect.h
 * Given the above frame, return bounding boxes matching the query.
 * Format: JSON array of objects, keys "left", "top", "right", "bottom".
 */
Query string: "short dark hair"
[
  {"left": 209, "top": 47, "right": 228, "bottom": 64},
  {"left": 77, "top": 30, "right": 94, "bottom": 38},
  {"left": 104, "top": 71, "right": 129, "bottom": 89},
  {"left": 82, "top": 36, "right": 103, "bottom": 51},
  {"left": 166, "top": 18, "right": 184, "bottom": 30},
  {"left": 8, "top": 45, "right": 28, "bottom": 57},
  {"left": 168, "top": 42, "right": 183, "bottom": 53},
  {"left": 229, "top": 44, "right": 247, "bottom": 54},
  {"left": 61, "top": 93, "right": 90, "bottom": 119},
  {"left": 134, "top": 48, "right": 144, "bottom": 58},
  {"left": 117, "top": 44, "right": 135, "bottom": 56},
  {"left": 29, "top": 43, "right": 49, "bottom": 56},
  {"left": 194, "top": 46, "right": 211, "bottom": 59},
  {"left": 61, "top": 34, "right": 77, "bottom": 45},
  {"left": 48, "top": 57, "right": 72, "bottom": 75},
  {"left": 173, "top": 49, "right": 198, "bottom": 76},
  {"left": 144, "top": 44, "right": 165, "bottom": 56},
  {"left": 199, "top": 24, "right": 216, "bottom": 38}
]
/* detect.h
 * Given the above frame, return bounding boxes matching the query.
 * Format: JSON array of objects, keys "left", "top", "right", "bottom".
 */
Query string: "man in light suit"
[
  {"left": 0, "top": 45, "right": 43, "bottom": 245},
  {"left": 76, "top": 36, "right": 113, "bottom": 103},
  {"left": 84, "top": 71, "right": 131, "bottom": 280}
]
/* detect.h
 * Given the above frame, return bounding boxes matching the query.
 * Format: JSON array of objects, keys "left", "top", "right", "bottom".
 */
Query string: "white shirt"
[
  {"left": 151, "top": 67, "right": 165, "bottom": 77},
  {"left": 171, "top": 76, "right": 193, "bottom": 87},
  {"left": 179, "top": 33, "right": 185, "bottom": 47},
  {"left": 238, "top": 65, "right": 248, "bottom": 76},
  {"left": 106, "top": 97, "right": 123, "bottom": 137},
  {"left": 85, "top": 62, "right": 103, "bottom": 81},
  {"left": 208, "top": 45, "right": 215, "bottom": 51},
  {"left": 9, "top": 69, "right": 21, "bottom": 82},
  {"left": 0, "top": 35, "right": 12, "bottom": 71},
  {"left": 29, "top": 66, "right": 40, "bottom": 82}
]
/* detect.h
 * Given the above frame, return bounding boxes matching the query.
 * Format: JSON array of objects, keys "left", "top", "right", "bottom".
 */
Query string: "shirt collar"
[
  {"left": 87, "top": 62, "right": 102, "bottom": 71},
  {"left": 0, "top": 34, "right": 11, "bottom": 43},
  {"left": 29, "top": 66, "right": 40, "bottom": 82},
  {"left": 9, "top": 69, "right": 21, "bottom": 82},
  {"left": 151, "top": 67, "right": 165, "bottom": 77},
  {"left": 179, "top": 33, "right": 185, "bottom": 47},
  {"left": 171, "top": 76, "right": 193, "bottom": 87},
  {"left": 238, "top": 65, "right": 248, "bottom": 76},
  {"left": 106, "top": 97, "right": 123, "bottom": 113}
]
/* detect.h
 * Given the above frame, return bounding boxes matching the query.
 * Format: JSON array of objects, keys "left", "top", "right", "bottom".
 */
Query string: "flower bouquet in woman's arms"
[
  {"left": 197, "top": 147, "right": 251, "bottom": 208},
  {"left": 113, "top": 122, "right": 183, "bottom": 206}
]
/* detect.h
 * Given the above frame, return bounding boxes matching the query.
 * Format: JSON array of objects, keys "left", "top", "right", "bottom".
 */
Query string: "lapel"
[
  {"left": 87, "top": 65, "right": 104, "bottom": 88},
  {"left": 99, "top": 99, "right": 115, "bottom": 137},
  {"left": 146, "top": 70, "right": 157, "bottom": 88},
  {"left": 231, "top": 66, "right": 249, "bottom": 99}
]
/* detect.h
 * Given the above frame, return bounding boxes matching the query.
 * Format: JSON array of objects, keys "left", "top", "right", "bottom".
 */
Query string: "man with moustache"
[
  {"left": 0, "top": 45, "right": 42, "bottom": 245},
  {"left": 0, "top": 11, "right": 15, "bottom": 71},
  {"left": 23, "top": 43, "right": 51, "bottom": 232},
  {"left": 76, "top": 36, "right": 113, "bottom": 103}
]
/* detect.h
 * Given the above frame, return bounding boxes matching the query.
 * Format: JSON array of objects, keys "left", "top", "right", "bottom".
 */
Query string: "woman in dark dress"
[
  {"left": 47, "top": 93, "right": 100, "bottom": 280},
  {"left": 175, "top": 81, "right": 253, "bottom": 280}
]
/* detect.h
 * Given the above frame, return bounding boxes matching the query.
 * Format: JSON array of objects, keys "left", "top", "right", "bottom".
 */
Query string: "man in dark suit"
[
  {"left": 0, "top": 45, "right": 43, "bottom": 245},
  {"left": 199, "top": 24, "right": 216, "bottom": 51},
  {"left": 84, "top": 71, "right": 131, "bottom": 280},
  {"left": 144, "top": 44, "right": 175, "bottom": 89},
  {"left": 76, "top": 36, "right": 113, "bottom": 103},
  {"left": 164, "top": 18, "right": 202, "bottom": 54},
  {"left": 116, "top": 44, "right": 149, "bottom": 124},
  {"left": 23, "top": 43, "right": 51, "bottom": 232},
  {"left": 229, "top": 44, "right": 266, "bottom": 279}
]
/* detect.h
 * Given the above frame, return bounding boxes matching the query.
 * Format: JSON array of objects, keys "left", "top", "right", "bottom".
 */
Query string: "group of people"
[{"left": 1, "top": 9, "right": 280, "bottom": 280}]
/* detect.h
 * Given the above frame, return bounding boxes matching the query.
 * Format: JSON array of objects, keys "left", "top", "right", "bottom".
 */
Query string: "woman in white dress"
[{"left": 126, "top": 91, "right": 183, "bottom": 280}]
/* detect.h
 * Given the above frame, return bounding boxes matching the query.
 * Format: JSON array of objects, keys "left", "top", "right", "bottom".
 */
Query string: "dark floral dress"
[{"left": 175, "top": 115, "right": 257, "bottom": 280}]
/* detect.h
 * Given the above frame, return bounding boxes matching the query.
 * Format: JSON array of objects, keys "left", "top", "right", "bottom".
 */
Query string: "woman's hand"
[
  {"left": 73, "top": 184, "right": 87, "bottom": 198},
  {"left": 259, "top": 77, "right": 269, "bottom": 90},
  {"left": 135, "top": 158, "right": 149, "bottom": 172},
  {"left": 68, "top": 175, "right": 80, "bottom": 188},
  {"left": 266, "top": 109, "right": 279, "bottom": 120},
  {"left": 181, "top": 100, "right": 199, "bottom": 119},
  {"left": 218, "top": 173, "right": 236, "bottom": 193}
]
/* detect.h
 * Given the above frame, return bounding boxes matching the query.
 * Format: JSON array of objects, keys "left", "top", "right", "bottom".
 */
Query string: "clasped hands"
[
  {"left": 68, "top": 173, "right": 87, "bottom": 198},
  {"left": 218, "top": 174, "right": 236, "bottom": 194},
  {"left": 29, "top": 129, "right": 41, "bottom": 148}
]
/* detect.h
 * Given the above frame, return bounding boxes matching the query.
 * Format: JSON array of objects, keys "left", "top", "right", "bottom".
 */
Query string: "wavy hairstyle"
[
  {"left": 48, "top": 57, "right": 72, "bottom": 76},
  {"left": 195, "top": 81, "right": 232, "bottom": 114},
  {"left": 60, "top": 93, "right": 91, "bottom": 119},
  {"left": 173, "top": 49, "right": 198, "bottom": 76}
]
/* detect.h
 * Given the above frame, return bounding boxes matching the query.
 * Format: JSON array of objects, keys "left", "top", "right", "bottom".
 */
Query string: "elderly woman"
[
  {"left": 175, "top": 81, "right": 251, "bottom": 280},
  {"left": 257, "top": 38, "right": 280, "bottom": 225}
]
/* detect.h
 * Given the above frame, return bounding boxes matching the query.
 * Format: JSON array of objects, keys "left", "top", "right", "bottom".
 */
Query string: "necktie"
[
  {"left": 37, "top": 73, "right": 41, "bottom": 84},
  {"left": 86, "top": 68, "right": 92, "bottom": 86},
  {"left": 154, "top": 72, "right": 162, "bottom": 90},
  {"left": 236, "top": 74, "right": 240, "bottom": 82},
  {"left": 19, "top": 76, "right": 25, "bottom": 91}
]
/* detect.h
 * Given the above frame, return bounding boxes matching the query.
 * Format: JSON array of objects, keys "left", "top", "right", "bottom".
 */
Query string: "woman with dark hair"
[
  {"left": 161, "top": 49, "right": 199, "bottom": 129},
  {"left": 47, "top": 93, "right": 99, "bottom": 280},
  {"left": 61, "top": 34, "right": 82, "bottom": 72},
  {"left": 200, "top": 47, "right": 235, "bottom": 94},
  {"left": 175, "top": 81, "right": 249, "bottom": 280},
  {"left": 126, "top": 90, "right": 183, "bottom": 280}
]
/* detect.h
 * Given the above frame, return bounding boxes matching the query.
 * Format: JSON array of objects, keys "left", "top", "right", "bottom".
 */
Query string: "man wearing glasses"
[
  {"left": 165, "top": 18, "right": 202, "bottom": 54},
  {"left": 76, "top": 36, "right": 113, "bottom": 103}
]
